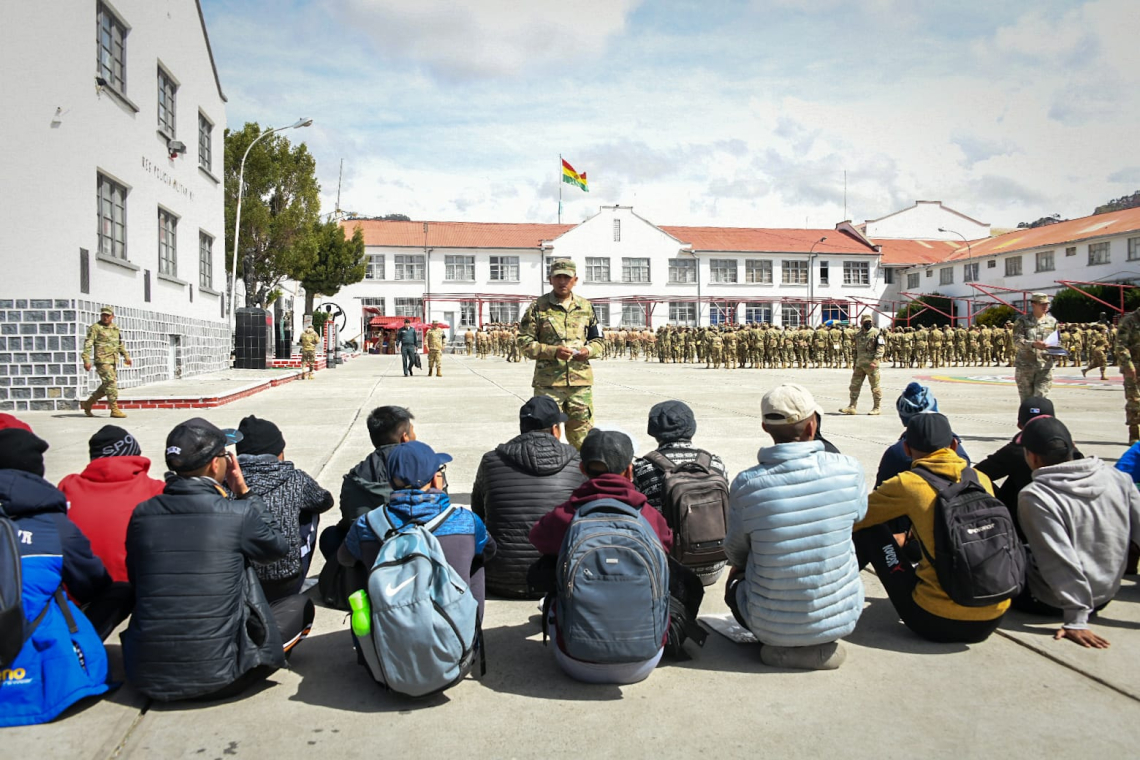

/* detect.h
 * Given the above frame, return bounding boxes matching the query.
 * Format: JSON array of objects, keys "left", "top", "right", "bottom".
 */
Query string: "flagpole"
[{"left": 558, "top": 154, "right": 563, "bottom": 224}]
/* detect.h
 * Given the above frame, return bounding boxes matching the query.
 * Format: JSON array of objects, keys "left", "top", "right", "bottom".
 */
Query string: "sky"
[{"left": 200, "top": 0, "right": 1140, "bottom": 231}]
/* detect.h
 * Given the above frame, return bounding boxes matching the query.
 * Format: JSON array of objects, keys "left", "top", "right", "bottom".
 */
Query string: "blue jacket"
[
  {"left": 0, "top": 469, "right": 111, "bottom": 727},
  {"left": 876, "top": 434, "right": 971, "bottom": 487},
  {"left": 1116, "top": 442, "right": 1140, "bottom": 485},
  {"left": 725, "top": 441, "right": 867, "bottom": 647}
]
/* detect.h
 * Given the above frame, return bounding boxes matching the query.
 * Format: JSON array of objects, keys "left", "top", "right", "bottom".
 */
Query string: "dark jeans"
[
  {"left": 401, "top": 346, "right": 417, "bottom": 375},
  {"left": 724, "top": 575, "right": 749, "bottom": 630},
  {"left": 853, "top": 524, "right": 1004, "bottom": 644},
  {"left": 82, "top": 581, "right": 134, "bottom": 641}
]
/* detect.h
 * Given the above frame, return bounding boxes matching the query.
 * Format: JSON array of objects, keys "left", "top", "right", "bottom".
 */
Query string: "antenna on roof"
[
  {"left": 843, "top": 170, "right": 847, "bottom": 221},
  {"left": 335, "top": 158, "right": 344, "bottom": 216}
]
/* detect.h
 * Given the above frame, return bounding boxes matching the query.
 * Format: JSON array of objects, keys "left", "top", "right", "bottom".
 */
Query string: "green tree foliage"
[
  {"left": 311, "top": 310, "right": 329, "bottom": 336},
  {"left": 297, "top": 223, "right": 367, "bottom": 315},
  {"left": 1050, "top": 285, "right": 1140, "bottom": 323},
  {"left": 895, "top": 293, "right": 954, "bottom": 328},
  {"left": 225, "top": 123, "right": 321, "bottom": 309},
  {"left": 1016, "top": 214, "right": 1064, "bottom": 229},
  {"left": 974, "top": 304, "right": 1018, "bottom": 327},
  {"left": 1094, "top": 191, "right": 1140, "bottom": 216}
]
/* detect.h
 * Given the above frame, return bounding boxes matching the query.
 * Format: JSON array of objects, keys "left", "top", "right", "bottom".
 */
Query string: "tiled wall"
[{"left": 0, "top": 297, "right": 231, "bottom": 412}]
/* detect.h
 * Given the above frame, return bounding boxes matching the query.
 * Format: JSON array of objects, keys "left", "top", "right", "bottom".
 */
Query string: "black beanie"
[
  {"left": 0, "top": 429, "right": 49, "bottom": 477},
  {"left": 235, "top": 415, "right": 286, "bottom": 457},
  {"left": 647, "top": 400, "right": 697, "bottom": 444},
  {"left": 89, "top": 425, "right": 142, "bottom": 460}
]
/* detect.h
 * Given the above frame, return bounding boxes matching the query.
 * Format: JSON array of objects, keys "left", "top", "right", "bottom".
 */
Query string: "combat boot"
[
  {"left": 81, "top": 397, "right": 96, "bottom": 417},
  {"left": 109, "top": 403, "right": 127, "bottom": 419},
  {"left": 869, "top": 406, "right": 881, "bottom": 416},
  {"left": 1081, "top": 368, "right": 1088, "bottom": 377},
  {"left": 839, "top": 401, "right": 858, "bottom": 415}
]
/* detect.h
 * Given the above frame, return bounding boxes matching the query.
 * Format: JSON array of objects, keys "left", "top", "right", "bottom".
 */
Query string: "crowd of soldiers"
[{"left": 466, "top": 323, "right": 524, "bottom": 362}]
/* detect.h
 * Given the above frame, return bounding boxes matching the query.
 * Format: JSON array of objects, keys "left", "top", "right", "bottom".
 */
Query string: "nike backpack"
[
  {"left": 643, "top": 451, "right": 730, "bottom": 566},
  {"left": 555, "top": 498, "right": 669, "bottom": 664},
  {"left": 356, "top": 505, "right": 480, "bottom": 698},
  {"left": 911, "top": 466, "right": 1026, "bottom": 607}
]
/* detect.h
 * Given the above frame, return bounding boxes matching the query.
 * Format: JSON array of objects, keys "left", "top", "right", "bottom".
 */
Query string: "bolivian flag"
[{"left": 562, "top": 159, "right": 589, "bottom": 192}]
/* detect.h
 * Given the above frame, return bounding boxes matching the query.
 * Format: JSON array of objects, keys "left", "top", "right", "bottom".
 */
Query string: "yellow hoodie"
[{"left": 855, "top": 448, "right": 1010, "bottom": 621}]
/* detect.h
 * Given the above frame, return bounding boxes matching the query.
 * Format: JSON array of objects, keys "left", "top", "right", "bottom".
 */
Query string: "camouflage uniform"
[
  {"left": 426, "top": 325, "right": 445, "bottom": 376},
  {"left": 81, "top": 308, "right": 131, "bottom": 417},
  {"left": 464, "top": 329, "right": 475, "bottom": 356},
  {"left": 518, "top": 287, "right": 605, "bottom": 450},
  {"left": 1116, "top": 310, "right": 1140, "bottom": 443},
  {"left": 1082, "top": 326, "right": 1109, "bottom": 380},
  {"left": 841, "top": 316, "right": 884, "bottom": 414},
  {"left": 299, "top": 326, "right": 321, "bottom": 378},
  {"left": 1012, "top": 297, "right": 1058, "bottom": 401}
]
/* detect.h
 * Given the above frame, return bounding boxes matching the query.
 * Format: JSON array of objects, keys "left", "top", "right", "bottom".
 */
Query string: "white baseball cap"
[{"left": 762, "top": 383, "right": 823, "bottom": 426}]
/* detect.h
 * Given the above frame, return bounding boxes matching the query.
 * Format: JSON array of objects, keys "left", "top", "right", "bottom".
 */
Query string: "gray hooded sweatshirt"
[{"left": 1018, "top": 457, "right": 1140, "bottom": 628}]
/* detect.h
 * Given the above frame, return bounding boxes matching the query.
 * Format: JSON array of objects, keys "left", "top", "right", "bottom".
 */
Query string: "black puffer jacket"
[
  {"left": 471, "top": 431, "right": 585, "bottom": 597},
  {"left": 337, "top": 444, "right": 398, "bottom": 532},
  {"left": 122, "top": 477, "right": 289, "bottom": 701},
  {"left": 239, "top": 454, "right": 334, "bottom": 582}
]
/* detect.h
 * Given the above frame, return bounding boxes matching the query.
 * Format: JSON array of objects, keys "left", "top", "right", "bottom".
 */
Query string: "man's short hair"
[
  {"left": 765, "top": 417, "right": 812, "bottom": 444},
  {"left": 366, "top": 406, "right": 414, "bottom": 448}
]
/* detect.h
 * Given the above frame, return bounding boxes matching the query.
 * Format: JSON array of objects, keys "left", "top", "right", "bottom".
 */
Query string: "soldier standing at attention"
[
  {"left": 1116, "top": 309, "right": 1140, "bottom": 444},
  {"left": 299, "top": 324, "right": 320, "bottom": 379},
  {"left": 1013, "top": 293, "right": 1059, "bottom": 401},
  {"left": 464, "top": 327, "right": 475, "bottom": 356},
  {"left": 517, "top": 259, "right": 605, "bottom": 450},
  {"left": 81, "top": 306, "right": 132, "bottom": 418},
  {"left": 426, "top": 321, "right": 445, "bottom": 377},
  {"left": 840, "top": 313, "right": 884, "bottom": 416}
]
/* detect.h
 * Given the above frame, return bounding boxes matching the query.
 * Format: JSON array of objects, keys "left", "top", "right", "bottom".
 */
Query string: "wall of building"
[{"left": 864, "top": 201, "right": 989, "bottom": 241}]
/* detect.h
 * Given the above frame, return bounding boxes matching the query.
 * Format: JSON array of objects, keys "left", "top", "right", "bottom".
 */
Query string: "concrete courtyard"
[{"left": 8, "top": 352, "right": 1140, "bottom": 758}]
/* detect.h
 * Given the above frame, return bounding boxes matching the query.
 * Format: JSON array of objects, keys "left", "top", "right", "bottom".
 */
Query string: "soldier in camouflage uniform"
[
  {"left": 518, "top": 259, "right": 605, "bottom": 449},
  {"left": 299, "top": 324, "right": 321, "bottom": 379},
  {"left": 426, "top": 321, "right": 445, "bottom": 376},
  {"left": 1082, "top": 324, "right": 1109, "bottom": 380},
  {"left": 1115, "top": 309, "right": 1140, "bottom": 443},
  {"left": 81, "top": 306, "right": 132, "bottom": 418},
  {"left": 840, "top": 313, "right": 884, "bottom": 415},
  {"left": 1012, "top": 293, "right": 1058, "bottom": 401}
]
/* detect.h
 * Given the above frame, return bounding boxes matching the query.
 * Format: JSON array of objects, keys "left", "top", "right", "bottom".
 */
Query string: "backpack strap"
[
  {"left": 54, "top": 587, "right": 78, "bottom": 635},
  {"left": 576, "top": 498, "right": 642, "bottom": 520},
  {"left": 694, "top": 451, "right": 713, "bottom": 470},
  {"left": 643, "top": 451, "right": 676, "bottom": 472},
  {"left": 364, "top": 505, "right": 395, "bottom": 542},
  {"left": 420, "top": 505, "right": 457, "bottom": 535}
]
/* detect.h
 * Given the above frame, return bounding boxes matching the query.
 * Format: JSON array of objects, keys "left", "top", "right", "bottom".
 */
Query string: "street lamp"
[
  {"left": 229, "top": 118, "right": 313, "bottom": 328},
  {"left": 937, "top": 227, "right": 972, "bottom": 258},
  {"left": 807, "top": 236, "right": 827, "bottom": 322}
]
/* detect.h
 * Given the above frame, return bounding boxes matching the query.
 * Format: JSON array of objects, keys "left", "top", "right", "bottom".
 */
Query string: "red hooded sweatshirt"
[
  {"left": 529, "top": 472, "right": 674, "bottom": 556},
  {"left": 59, "top": 456, "right": 166, "bottom": 583}
]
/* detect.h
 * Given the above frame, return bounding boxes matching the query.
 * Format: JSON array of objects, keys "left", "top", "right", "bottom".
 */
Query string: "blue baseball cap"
[{"left": 387, "top": 440, "right": 452, "bottom": 489}]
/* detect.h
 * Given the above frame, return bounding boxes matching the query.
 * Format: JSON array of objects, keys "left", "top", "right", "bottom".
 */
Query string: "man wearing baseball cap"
[
  {"left": 725, "top": 384, "right": 867, "bottom": 669},
  {"left": 122, "top": 418, "right": 314, "bottom": 701},
  {"left": 471, "top": 396, "right": 584, "bottom": 598},
  {"left": 1012, "top": 293, "right": 1058, "bottom": 401},
  {"left": 1016, "top": 417, "right": 1140, "bottom": 648}
]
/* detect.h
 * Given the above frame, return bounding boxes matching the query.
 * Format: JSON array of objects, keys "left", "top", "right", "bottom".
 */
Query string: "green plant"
[
  {"left": 974, "top": 304, "right": 1018, "bottom": 327},
  {"left": 1050, "top": 285, "right": 1140, "bottom": 323},
  {"left": 895, "top": 293, "right": 954, "bottom": 328},
  {"left": 311, "top": 310, "right": 329, "bottom": 335}
]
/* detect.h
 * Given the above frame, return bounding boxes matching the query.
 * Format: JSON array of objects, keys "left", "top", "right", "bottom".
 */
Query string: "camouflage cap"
[
  {"left": 1030, "top": 292, "right": 1050, "bottom": 304},
  {"left": 860, "top": 313, "right": 873, "bottom": 323},
  {"left": 100, "top": 306, "right": 114, "bottom": 316},
  {"left": 550, "top": 259, "right": 576, "bottom": 277}
]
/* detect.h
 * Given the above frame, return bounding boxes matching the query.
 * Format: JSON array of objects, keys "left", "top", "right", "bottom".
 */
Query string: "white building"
[
  {"left": 0, "top": 1, "right": 228, "bottom": 411},
  {"left": 861, "top": 200, "right": 990, "bottom": 241}
]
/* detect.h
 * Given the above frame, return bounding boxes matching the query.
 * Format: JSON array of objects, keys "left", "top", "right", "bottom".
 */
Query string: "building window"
[
  {"left": 585, "top": 257, "right": 610, "bottom": 283},
  {"left": 1088, "top": 241, "right": 1110, "bottom": 266},
  {"left": 544, "top": 256, "right": 555, "bottom": 279},
  {"left": 670, "top": 301, "right": 697, "bottom": 325},
  {"left": 198, "top": 113, "right": 212, "bottom": 171},
  {"left": 963, "top": 262, "right": 979, "bottom": 282},
  {"left": 843, "top": 261, "right": 870, "bottom": 286},
  {"left": 709, "top": 301, "right": 735, "bottom": 325},
  {"left": 781, "top": 304, "right": 804, "bottom": 327},
  {"left": 1036, "top": 250, "right": 1055, "bottom": 272},
  {"left": 821, "top": 302, "right": 849, "bottom": 323},
  {"left": 1005, "top": 256, "right": 1022, "bottom": 277},
  {"left": 96, "top": 3, "right": 127, "bottom": 92},
  {"left": 744, "top": 302, "right": 771, "bottom": 324},
  {"left": 613, "top": 219, "right": 621, "bottom": 242},
  {"left": 819, "top": 261, "right": 830, "bottom": 286},
  {"left": 1065, "top": 246, "right": 1077, "bottom": 257},
  {"left": 939, "top": 267, "right": 954, "bottom": 285},
  {"left": 621, "top": 302, "right": 646, "bottom": 328},
  {"left": 593, "top": 303, "right": 610, "bottom": 326},
  {"left": 198, "top": 232, "right": 213, "bottom": 289},
  {"left": 488, "top": 301, "right": 519, "bottom": 324},
  {"left": 489, "top": 255, "right": 519, "bottom": 282},
  {"left": 394, "top": 297, "right": 422, "bottom": 318},
  {"left": 882, "top": 267, "right": 894, "bottom": 284},
  {"left": 987, "top": 259, "right": 997, "bottom": 268},
  {"left": 622, "top": 257, "right": 650, "bottom": 283},
  {"left": 710, "top": 259, "right": 738, "bottom": 283},
  {"left": 781, "top": 260, "right": 808, "bottom": 285},
  {"left": 394, "top": 254, "right": 425, "bottom": 281},
  {"left": 157, "top": 67, "right": 177, "bottom": 137},
  {"left": 97, "top": 172, "right": 127, "bottom": 260},
  {"left": 444, "top": 255, "right": 475, "bottom": 282},
  {"left": 1129, "top": 237, "right": 1140, "bottom": 262},
  {"left": 668, "top": 258, "right": 696, "bottom": 283},
  {"left": 158, "top": 208, "right": 177, "bottom": 277},
  {"left": 365, "top": 254, "right": 384, "bottom": 280},
  {"left": 459, "top": 301, "right": 476, "bottom": 326},
  {"left": 906, "top": 273, "right": 920, "bottom": 290},
  {"left": 926, "top": 269, "right": 933, "bottom": 277},
  {"left": 360, "top": 297, "right": 384, "bottom": 311},
  {"left": 746, "top": 260, "right": 773, "bottom": 284}
]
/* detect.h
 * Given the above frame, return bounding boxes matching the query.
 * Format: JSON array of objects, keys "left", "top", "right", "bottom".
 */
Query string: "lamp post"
[
  {"left": 807, "top": 236, "right": 827, "bottom": 323},
  {"left": 229, "top": 118, "right": 313, "bottom": 329},
  {"left": 938, "top": 228, "right": 972, "bottom": 325}
]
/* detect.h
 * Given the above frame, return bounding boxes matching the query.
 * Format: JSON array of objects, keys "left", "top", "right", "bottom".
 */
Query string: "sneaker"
[{"left": 761, "top": 641, "right": 846, "bottom": 671}]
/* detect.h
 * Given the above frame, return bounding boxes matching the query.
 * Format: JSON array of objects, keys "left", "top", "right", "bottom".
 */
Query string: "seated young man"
[
  {"left": 632, "top": 400, "right": 729, "bottom": 585},
  {"left": 853, "top": 413, "right": 1009, "bottom": 644},
  {"left": 236, "top": 415, "right": 335, "bottom": 601},
  {"left": 122, "top": 418, "right": 314, "bottom": 702},
  {"left": 725, "top": 384, "right": 866, "bottom": 670},
  {"left": 471, "top": 396, "right": 584, "bottom": 598},
  {"left": 339, "top": 440, "right": 496, "bottom": 615},
  {"left": 529, "top": 429, "right": 674, "bottom": 685},
  {"left": 1016, "top": 417, "right": 1140, "bottom": 648},
  {"left": 876, "top": 383, "right": 972, "bottom": 487}
]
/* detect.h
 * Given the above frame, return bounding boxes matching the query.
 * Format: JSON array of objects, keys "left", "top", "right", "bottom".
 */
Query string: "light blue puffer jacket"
[{"left": 726, "top": 440, "right": 867, "bottom": 647}]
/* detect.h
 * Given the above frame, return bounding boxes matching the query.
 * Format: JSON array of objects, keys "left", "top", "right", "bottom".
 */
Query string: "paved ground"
[{"left": 9, "top": 353, "right": 1140, "bottom": 758}]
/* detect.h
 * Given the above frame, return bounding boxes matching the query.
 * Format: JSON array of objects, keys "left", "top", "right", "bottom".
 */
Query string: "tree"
[
  {"left": 1050, "top": 285, "right": 1140, "bottom": 323},
  {"left": 378, "top": 213, "right": 411, "bottom": 221},
  {"left": 225, "top": 123, "right": 321, "bottom": 309},
  {"left": 974, "top": 304, "right": 1018, "bottom": 327},
  {"left": 1094, "top": 191, "right": 1140, "bottom": 216},
  {"left": 295, "top": 222, "right": 367, "bottom": 315},
  {"left": 895, "top": 293, "right": 954, "bottom": 328},
  {"left": 1016, "top": 214, "right": 1064, "bottom": 229}
]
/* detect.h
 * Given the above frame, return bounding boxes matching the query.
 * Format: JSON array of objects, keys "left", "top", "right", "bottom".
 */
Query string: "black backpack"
[
  {"left": 911, "top": 466, "right": 1026, "bottom": 607},
  {"left": 644, "top": 451, "right": 730, "bottom": 565},
  {"left": 0, "top": 506, "right": 58, "bottom": 667}
]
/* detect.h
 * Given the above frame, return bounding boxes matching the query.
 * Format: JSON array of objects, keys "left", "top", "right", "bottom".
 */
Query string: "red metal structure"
[{"left": 1054, "top": 280, "right": 1137, "bottom": 316}]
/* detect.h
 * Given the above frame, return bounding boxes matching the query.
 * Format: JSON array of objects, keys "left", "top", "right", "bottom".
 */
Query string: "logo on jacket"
[{"left": 1, "top": 668, "right": 30, "bottom": 684}]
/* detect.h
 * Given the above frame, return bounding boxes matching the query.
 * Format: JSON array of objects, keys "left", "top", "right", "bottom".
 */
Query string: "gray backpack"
[{"left": 555, "top": 498, "right": 669, "bottom": 664}]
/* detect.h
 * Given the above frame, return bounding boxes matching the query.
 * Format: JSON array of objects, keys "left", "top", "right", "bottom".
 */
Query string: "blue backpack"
[
  {"left": 555, "top": 498, "right": 669, "bottom": 664},
  {"left": 356, "top": 505, "right": 480, "bottom": 698}
]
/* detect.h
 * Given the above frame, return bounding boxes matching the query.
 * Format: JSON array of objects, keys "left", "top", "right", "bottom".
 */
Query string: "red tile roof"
[
  {"left": 660, "top": 226, "right": 874, "bottom": 254},
  {"left": 342, "top": 219, "right": 573, "bottom": 249},
  {"left": 942, "top": 206, "right": 1140, "bottom": 262},
  {"left": 876, "top": 239, "right": 967, "bottom": 266}
]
